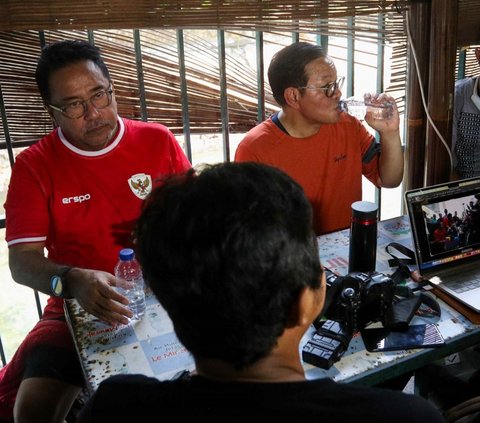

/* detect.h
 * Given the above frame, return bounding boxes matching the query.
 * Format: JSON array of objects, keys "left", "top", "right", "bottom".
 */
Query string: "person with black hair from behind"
[{"left": 78, "top": 162, "right": 444, "bottom": 422}]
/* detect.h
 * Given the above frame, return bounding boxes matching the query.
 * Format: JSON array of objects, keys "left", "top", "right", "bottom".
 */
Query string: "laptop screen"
[{"left": 405, "top": 177, "right": 480, "bottom": 274}]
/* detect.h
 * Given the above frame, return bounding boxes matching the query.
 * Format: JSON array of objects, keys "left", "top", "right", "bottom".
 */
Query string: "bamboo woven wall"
[
  {"left": 2, "top": 0, "right": 476, "bottom": 45},
  {"left": 0, "top": 1, "right": 408, "bottom": 39},
  {"left": 457, "top": 0, "right": 480, "bottom": 47},
  {"left": 0, "top": 0, "right": 478, "bottom": 148},
  {"left": 0, "top": 29, "right": 287, "bottom": 145},
  {"left": 0, "top": 8, "right": 409, "bottom": 146}
]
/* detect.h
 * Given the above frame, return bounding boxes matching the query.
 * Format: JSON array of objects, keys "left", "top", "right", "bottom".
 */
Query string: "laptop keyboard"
[{"left": 447, "top": 275, "right": 480, "bottom": 293}]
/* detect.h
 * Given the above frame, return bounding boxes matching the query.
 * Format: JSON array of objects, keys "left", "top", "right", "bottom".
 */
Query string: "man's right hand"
[
  {"left": 65, "top": 267, "right": 134, "bottom": 326},
  {"left": 9, "top": 244, "right": 133, "bottom": 326}
]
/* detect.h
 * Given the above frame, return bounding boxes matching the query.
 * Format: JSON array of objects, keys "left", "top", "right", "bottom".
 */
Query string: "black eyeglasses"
[
  {"left": 298, "top": 76, "right": 345, "bottom": 98},
  {"left": 48, "top": 84, "right": 114, "bottom": 119}
]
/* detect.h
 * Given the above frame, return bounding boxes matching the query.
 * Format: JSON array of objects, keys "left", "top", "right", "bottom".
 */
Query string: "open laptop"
[{"left": 405, "top": 177, "right": 480, "bottom": 312}]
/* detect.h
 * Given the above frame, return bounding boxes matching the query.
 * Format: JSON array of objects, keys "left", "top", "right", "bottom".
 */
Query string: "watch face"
[{"left": 51, "top": 275, "right": 63, "bottom": 297}]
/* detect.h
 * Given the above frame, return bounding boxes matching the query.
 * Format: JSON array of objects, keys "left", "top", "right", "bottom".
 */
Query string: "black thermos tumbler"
[{"left": 348, "top": 201, "right": 378, "bottom": 273}]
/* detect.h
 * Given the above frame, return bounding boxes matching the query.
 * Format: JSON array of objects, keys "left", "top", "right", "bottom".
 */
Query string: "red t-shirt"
[
  {"left": 5, "top": 117, "right": 191, "bottom": 315},
  {"left": 235, "top": 113, "right": 380, "bottom": 235}
]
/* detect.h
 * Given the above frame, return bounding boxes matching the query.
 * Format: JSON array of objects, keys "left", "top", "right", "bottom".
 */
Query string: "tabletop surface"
[
  {"left": 65, "top": 295, "right": 195, "bottom": 392},
  {"left": 305, "top": 215, "right": 480, "bottom": 384},
  {"left": 65, "top": 215, "right": 480, "bottom": 391}
]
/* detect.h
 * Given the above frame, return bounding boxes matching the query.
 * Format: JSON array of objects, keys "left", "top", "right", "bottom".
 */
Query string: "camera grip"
[{"left": 302, "top": 320, "right": 352, "bottom": 370}]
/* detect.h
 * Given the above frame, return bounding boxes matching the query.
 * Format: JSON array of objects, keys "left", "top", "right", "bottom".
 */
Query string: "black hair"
[
  {"left": 35, "top": 40, "right": 110, "bottom": 103},
  {"left": 268, "top": 42, "right": 327, "bottom": 106},
  {"left": 135, "top": 162, "right": 322, "bottom": 369}
]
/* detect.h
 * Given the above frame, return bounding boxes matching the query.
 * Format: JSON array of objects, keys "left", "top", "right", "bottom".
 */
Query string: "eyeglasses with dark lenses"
[
  {"left": 298, "top": 76, "right": 345, "bottom": 98},
  {"left": 48, "top": 85, "right": 114, "bottom": 119}
]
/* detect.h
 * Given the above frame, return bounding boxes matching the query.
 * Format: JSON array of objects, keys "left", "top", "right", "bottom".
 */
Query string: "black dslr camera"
[{"left": 302, "top": 268, "right": 395, "bottom": 370}]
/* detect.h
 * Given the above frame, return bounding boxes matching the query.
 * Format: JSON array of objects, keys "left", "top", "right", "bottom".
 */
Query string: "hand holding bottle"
[
  {"left": 114, "top": 248, "right": 146, "bottom": 320},
  {"left": 339, "top": 93, "right": 394, "bottom": 120},
  {"left": 65, "top": 267, "right": 133, "bottom": 326}
]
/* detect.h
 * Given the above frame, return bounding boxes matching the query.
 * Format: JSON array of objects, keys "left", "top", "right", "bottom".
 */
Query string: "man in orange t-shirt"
[{"left": 235, "top": 42, "right": 403, "bottom": 235}]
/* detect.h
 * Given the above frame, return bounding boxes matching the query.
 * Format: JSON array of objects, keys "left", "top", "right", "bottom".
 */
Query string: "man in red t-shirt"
[
  {"left": 433, "top": 221, "right": 448, "bottom": 243},
  {"left": 235, "top": 42, "right": 403, "bottom": 235},
  {"left": 0, "top": 40, "right": 191, "bottom": 423}
]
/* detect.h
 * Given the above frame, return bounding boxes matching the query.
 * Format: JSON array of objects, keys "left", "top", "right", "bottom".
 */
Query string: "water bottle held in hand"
[
  {"left": 339, "top": 93, "right": 393, "bottom": 120},
  {"left": 114, "top": 248, "right": 146, "bottom": 320}
]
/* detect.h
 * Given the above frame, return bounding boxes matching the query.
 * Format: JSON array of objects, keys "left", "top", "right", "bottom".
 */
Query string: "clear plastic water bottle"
[
  {"left": 339, "top": 94, "right": 393, "bottom": 120},
  {"left": 114, "top": 248, "right": 146, "bottom": 320}
]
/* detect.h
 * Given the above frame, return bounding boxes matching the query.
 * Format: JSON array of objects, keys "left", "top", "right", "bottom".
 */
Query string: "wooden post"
[
  {"left": 405, "top": 1, "right": 431, "bottom": 191},
  {"left": 425, "top": 0, "right": 458, "bottom": 185}
]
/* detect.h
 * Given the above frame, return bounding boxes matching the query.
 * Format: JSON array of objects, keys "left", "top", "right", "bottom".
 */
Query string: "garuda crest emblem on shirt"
[{"left": 128, "top": 173, "right": 152, "bottom": 199}]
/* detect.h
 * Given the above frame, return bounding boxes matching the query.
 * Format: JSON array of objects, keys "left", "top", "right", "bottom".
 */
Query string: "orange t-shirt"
[{"left": 234, "top": 113, "right": 380, "bottom": 235}]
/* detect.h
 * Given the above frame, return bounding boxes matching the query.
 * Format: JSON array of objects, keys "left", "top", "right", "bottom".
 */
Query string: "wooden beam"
[
  {"left": 405, "top": 0, "right": 431, "bottom": 190},
  {"left": 425, "top": 0, "right": 458, "bottom": 185}
]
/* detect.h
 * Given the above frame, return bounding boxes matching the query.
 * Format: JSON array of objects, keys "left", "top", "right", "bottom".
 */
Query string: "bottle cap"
[
  {"left": 351, "top": 201, "right": 378, "bottom": 222},
  {"left": 119, "top": 248, "right": 135, "bottom": 261}
]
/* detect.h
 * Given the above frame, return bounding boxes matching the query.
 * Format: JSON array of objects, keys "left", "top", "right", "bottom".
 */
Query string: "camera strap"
[
  {"left": 385, "top": 242, "right": 415, "bottom": 271},
  {"left": 384, "top": 242, "right": 415, "bottom": 289},
  {"left": 383, "top": 242, "right": 442, "bottom": 329},
  {"left": 385, "top": 242, "right": 429, "bottom": 287}
]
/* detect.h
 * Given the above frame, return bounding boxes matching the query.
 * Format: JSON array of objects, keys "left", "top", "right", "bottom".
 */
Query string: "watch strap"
[{"left": 50, "top": 266, "right": 72, "bottom": 297}]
